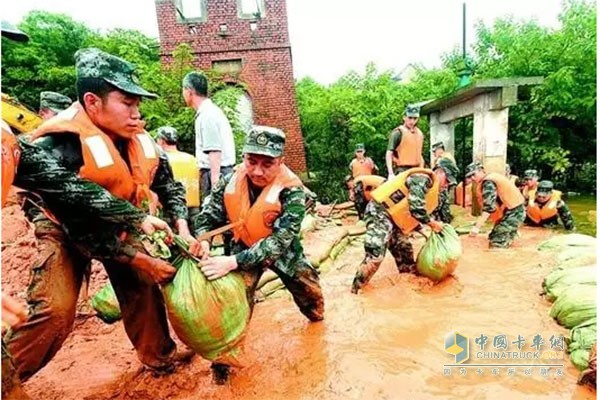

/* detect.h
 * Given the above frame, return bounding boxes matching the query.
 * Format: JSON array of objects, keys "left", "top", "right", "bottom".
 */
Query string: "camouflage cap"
[
  {"left": 523, "top": 169, "right": 538, "bottom": 179},
  {"left": 243, "top": 125, "right": 286, "bottom": 158},
  {"left": 431, "top": 141, "right": 445, "bottom": 151},
  {"left": 40, "top": 91, "right": 72, "bottom": 113},
  {"left": 156, "top": 126, "right": 178, "bottom": 144},
  {"left": 464, "top": 162, "right": 484, "bottom": 178},
  {"left": 74, "top": 48, "right": 157, "bottom": 99},
  {"left": 404, "top": 104, "right": 420, "bottom": 117},
  {"left": 355, "top": 143, "right": 365, "bottom": 152},
  {"left": 1, "top": 21, "right": 28, "bottom": 42},
  {"left": 536, "top": 180, "right": 554, "bottom": 194},
  {"left": 434, "top": 157, "right": 459, "bottom": 186}
]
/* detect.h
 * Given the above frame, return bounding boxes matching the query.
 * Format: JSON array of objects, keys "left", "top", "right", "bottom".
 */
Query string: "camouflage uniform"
[
  {"left": 352, "top": 174, "right": 434, "bottom": 292},
  {"left": 432, "top": 156, "right": 458, "bottom": 223},
  {"left": 39, "top": 91, "right": 72, "bottom": 114},
  {"left": 481, "top": 180, "right": 526, "bottom": 248},
  {"left": 193, "top": 126, "right": 324, "bottom": 322},
  {"left": 3, "top": 48, "right": 186, "bottom": 389},
  {"left": 353, "top": 180, "right": 369, "bottom": 219},
  {"left": 433, "top": 188, "right": 453, "bottom": 223}
]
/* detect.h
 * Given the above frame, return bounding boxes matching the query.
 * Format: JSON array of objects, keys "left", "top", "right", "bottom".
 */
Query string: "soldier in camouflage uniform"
[
  {"left": 467, "top": 163, "right": 526, "bottom": 248},
  {"left": 3, "top": 48, "right": 200, "bottom": 396},
  {"left": 193, "top": 126, "right": 324, "bottom": 383},
  {"left": 38, "top": 91, "right": 72, "bottom": 120},
  {"left": 432, "top": 156, "right": 459, "bottom": 223},
  {"left": 524, "top": 180, "right": 575, "bottom": 230},
  {"left": 521, "top": 169, "right": 539, "bottom": 200},
  {"left": 351, "top": 160, "right": 458, "bottom": 294}
]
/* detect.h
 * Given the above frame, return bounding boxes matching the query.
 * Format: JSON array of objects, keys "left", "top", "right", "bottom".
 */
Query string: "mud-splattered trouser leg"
[
  {"left": 388, "top": 230, "right": 416, "bottom": 273},
  {"left": 2, "top": 341, "right": 30, "bottom": 399},
  {"left": 4, "top": 218, "right": 176, "bottom": 384},
  {"left": 433, "top": 188, "right": 453, "bottom": 223},
  {"left": 353, "top": 182, "right": 368, "bottom": 220},
  {"left": 239, "top": 260, "right": 325, "bottom": 322},
  {"left": 352, "top": 201, "right": 394, "bottom": 292},
  {"left": 489, "top": 204, "right": 525, "bottom": 248}
]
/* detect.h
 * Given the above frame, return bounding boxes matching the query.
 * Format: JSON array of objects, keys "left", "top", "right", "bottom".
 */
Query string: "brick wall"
[{"left": 155, "top": 0, "right": 307, "bottom": 172}]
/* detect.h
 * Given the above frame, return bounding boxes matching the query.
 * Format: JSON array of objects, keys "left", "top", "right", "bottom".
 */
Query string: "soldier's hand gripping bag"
[
  {"left": 162, "top": 237, "right": 250, "bottom": 367},
  {"left": 417, "top": 224, "right": 462, "bottom": 282},
  {"left": 91, "top": 283, "right": 122, "bottom": 324}
]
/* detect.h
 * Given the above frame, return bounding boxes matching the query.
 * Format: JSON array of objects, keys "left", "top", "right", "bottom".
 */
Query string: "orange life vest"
[
  {"left": 223, "top": 164, "right": 303, "bottom": 247},
  {"left": 371, "top": 168, "right": 439, "bottom": 234},
  {"left": 1, "top": 121, "right": 20, "bottom": 208},
  {"left": 454, "top": 182, "right": 473, "bottom": 207},
  {"left": 30, "top": 103, "right": 160, "bottom": 214},
  {"left": 480, "top": 172, "right": 525, "bottom": 224},
  {"left": 353, "top": 175, "right": 385, "bottom": 201},
  {"left": 351, "top": 157, "right": 375, "bottom": 178},
  {"left": 526, "top": 190, "right": 562, "bottom": 224},
  {"left": 393, "top": 126, "right": 423, "bottom": 167}
]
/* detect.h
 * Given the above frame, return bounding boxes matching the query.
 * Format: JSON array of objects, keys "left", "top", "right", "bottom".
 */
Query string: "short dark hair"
[
  {"left": 76, "top": 78, "right": 117, "bottom": 108},
  {"left": 182, "top": 72, "right": 208, "bottom": 97}
]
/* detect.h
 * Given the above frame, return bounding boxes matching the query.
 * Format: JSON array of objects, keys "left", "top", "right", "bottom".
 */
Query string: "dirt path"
[{"left": 2, "top": 206, "right": 595, "bottom": 399}]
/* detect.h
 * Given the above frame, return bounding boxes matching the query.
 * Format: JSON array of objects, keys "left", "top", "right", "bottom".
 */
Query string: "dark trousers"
[{"left": 200, "top": 166, "right": 234, "bottom": 200}]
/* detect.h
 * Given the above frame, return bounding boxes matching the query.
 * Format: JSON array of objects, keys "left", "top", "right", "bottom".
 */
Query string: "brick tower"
[{"left": 154, "top": 0, "right": 307, "bottom": 172}]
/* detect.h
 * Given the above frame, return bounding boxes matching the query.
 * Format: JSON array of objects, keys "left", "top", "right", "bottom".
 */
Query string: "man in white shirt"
[{"left": 182, "top": 72, "right": 236, "bottom": 199}]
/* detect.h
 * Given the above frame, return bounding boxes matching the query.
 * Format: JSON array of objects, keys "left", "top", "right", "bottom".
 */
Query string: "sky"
[{"left": 3, "top": 0, "right": 565, "bottom": 84}]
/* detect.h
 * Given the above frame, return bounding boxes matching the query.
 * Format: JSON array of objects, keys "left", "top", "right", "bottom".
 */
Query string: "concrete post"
[
  {"left": 472, "top": 92, "right": 509, "bottom": 174},
  {"left": 429, "top": 112, "right": 455, "bottom": 168}
]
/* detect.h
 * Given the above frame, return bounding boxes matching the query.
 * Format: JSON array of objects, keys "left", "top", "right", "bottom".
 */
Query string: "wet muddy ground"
[{"left": 2, "top": 204, "right": 596, "bottom": 399}]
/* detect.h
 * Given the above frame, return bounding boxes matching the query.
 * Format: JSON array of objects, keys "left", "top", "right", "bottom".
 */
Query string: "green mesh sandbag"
[
  {"left": 571, "top": 349, "right": 591, "bottom": 371},
  {"left": 568, "top": 319, "right": 597, "bottom": 353},
  {"left": 542, "top": 267, "right": 596, "bottom": 302},
  {"left": 550, "top": 285, "right": 596, "bottom": 329},
  {"left": 162, "top": 256, "right": 250, "bottom": 367},
  {"left": 538, "top": 234, "right": 597, "bottom": 251},
  {"left": 417, "top": 224, "right": 462, "bottom": 282},
  {"left": 91, "top": 283, "right": 122, "bottom": 324}
]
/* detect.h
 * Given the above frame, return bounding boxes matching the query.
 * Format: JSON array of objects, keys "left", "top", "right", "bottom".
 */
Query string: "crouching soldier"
[
  {"left": 467, "top": 163, "right": 526, "bottom": 248},
  {"left": 432, "top": 158, "right": 459, "bottom": 223},
  {"left": 351, "top": 160, "right": 458, "bottom": 294},
  {"left": 194, "top": 126, "right": 325, "bottom": 383},
  {"left": 525, "top": 180, "right": 575, "bottom": 230}
]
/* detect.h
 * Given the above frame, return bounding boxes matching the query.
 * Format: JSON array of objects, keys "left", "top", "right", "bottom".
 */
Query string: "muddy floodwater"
[{"left": 13, "top": 220, "right": 593, "bottom": 400}]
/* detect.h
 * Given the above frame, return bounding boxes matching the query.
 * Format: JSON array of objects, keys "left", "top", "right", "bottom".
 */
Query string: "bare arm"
[
  {"left": 208, "top": 151, "right": 222, "bottom": 188},
  {"left": 385, "top": 151, "right": 395, "bottom": 177}
]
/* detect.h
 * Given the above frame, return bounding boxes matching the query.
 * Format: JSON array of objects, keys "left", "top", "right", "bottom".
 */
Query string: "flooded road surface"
[{"left": 23, "top": 224, "right": 596, "bottom": 400}]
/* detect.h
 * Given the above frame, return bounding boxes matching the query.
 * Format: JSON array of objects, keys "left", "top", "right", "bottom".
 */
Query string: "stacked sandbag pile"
[{"left": 540, "top": 233, "right": 597, "bottom": 387}]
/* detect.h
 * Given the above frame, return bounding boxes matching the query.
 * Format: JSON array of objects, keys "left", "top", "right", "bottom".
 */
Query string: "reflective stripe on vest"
[
  {"left": 371, "top": 167, "right": 439, "bottom": 234},
  {"left": 30, "top": 103, "right": 160, "bottom": 212}
]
